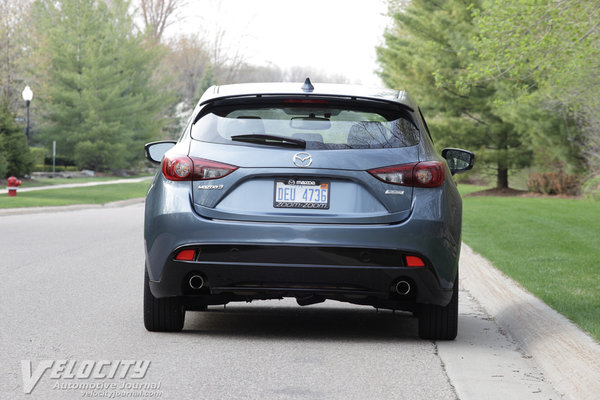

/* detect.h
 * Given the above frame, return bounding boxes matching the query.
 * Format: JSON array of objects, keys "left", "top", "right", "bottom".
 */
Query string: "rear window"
[{"left": 191, "top": 103, "right": 419, "bottom": 150}]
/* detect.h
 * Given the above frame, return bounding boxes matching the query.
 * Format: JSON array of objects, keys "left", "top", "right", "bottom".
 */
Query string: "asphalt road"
[{"left": 0, "top": 203, "right": 562, "bottom": 399}]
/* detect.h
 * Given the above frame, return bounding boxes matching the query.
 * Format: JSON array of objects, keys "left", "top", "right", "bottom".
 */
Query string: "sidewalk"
[{"left": 2, "top": 176, "right": 152, "bottom": 194}]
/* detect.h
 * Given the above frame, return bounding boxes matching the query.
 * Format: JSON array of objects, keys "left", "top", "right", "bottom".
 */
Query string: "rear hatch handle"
[{"left": 231, "top": 134, "right": 306, "bottom": 149}]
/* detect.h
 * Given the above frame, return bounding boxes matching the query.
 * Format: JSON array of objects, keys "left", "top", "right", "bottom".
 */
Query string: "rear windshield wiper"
[{"left": 230, "top": 134, "right": 306, "bottom": 149}]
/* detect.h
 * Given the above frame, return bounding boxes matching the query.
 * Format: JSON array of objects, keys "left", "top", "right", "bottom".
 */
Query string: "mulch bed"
[{"left": 465, "top": 187, "right": 580, "bottom": 199}]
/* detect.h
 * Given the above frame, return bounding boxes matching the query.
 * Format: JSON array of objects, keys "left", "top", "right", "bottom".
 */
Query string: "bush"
[
  {"left": 34, "top": 164, "right": 79, "bottom": 172},
  {"left": 581, "top": 174, "right": 600, "bottom": 200},
  {"left": 528, "top": 171, "right": 580, "bottom": 195},
  {"left": 43, "top": 155, "right": 76, "bottom": 166},
  {"left": 30, "top": 147, "right": 47, "bottom": 166}
]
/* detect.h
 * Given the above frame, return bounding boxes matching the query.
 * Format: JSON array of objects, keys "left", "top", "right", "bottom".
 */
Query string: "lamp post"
[{"left": 22, "top": 85, "right": 33, "bottom": 143}]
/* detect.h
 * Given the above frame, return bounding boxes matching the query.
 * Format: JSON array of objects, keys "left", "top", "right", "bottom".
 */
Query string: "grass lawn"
[
  {"left": 459, "top": 186, "right": 600, "bottom": 341},
  {"left": 0, "top": 181, "right": 151, "bottom": 208},
  {"left": 456, "top": 183, "right": 489, "bottom": 196}
]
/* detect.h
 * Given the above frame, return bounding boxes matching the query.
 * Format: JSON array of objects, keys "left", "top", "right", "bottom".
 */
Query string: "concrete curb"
[
  {"left": 460, "top": 243, "right": 600, "bottom": 400},
  {"left": 0, "top": 198, "right": 144, "bottom": 216}
]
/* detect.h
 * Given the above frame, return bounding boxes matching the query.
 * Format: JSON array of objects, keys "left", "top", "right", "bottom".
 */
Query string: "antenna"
[{"left": 301, "top": 77, "right": 314, "bottom": 93}]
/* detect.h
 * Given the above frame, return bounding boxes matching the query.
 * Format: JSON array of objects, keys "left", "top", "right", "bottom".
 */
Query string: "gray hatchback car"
[{"left": 144, "top": 79, "right": 474, "bottom": 340}]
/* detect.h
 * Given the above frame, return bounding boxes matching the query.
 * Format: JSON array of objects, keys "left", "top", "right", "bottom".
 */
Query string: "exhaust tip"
[
  {"left": 395, "top": 280, "right": 411, "bottom": 296},
  {"left": 189, "top": 274, "right": 204, "bottom": 290}
]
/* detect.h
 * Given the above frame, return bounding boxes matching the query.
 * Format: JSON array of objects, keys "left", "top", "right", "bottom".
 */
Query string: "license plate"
[{"left": 274, "top": 179, "right": 330, "bottom": 209}]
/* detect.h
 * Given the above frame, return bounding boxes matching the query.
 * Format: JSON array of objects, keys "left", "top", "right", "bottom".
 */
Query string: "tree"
[
  {"left": 195, "top": 64, "right": 216, "bottom": 99},
  {"left": 1, "top": 0, "right": 37, "bottom": 174},
  {"left": 283, "top": 66, "right": 348, "bottom": 84},
  {"left": 31, "top": 0, "right": 173, "bottom": 171},
  {"left": 137, "top": 0, "right": 185, "bottom": 43},
  {"left": 377, "top": 0, "right": 532, "bottom": 188},
  {"left": 0, "top": 100, "right": 33, "bottom": 177},
  {"left": 0, "top": 0, "right": 33, "bottom": 110},
  {"left": 472, "top": 0, "right": 599, "bottom": 105},
  {"left": 471, "top": 0, "right": 599, "bottom": 192},
  {"left": 163, "top": 33, "right": 212, "bottom": 105}
]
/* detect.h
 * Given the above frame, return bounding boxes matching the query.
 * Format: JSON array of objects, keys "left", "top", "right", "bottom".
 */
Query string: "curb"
[{"left": 460, "top": 243, "right": 600, "bottom": 400}]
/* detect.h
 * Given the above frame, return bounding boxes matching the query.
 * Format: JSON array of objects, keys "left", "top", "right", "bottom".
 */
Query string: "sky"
[{"left": 168, "top": 0, "right": 391, "bottom": 86}]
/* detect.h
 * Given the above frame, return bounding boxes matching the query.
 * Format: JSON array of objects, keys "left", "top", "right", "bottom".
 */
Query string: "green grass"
[
  {"left": 460, "top": 187, "right": 600, "bottom": 341},
  {"left": 0, "top": 181, "right": 151, "bottom": 208},
  {"left": 456, "top": 183, "right": 490, "bottom": 196}
]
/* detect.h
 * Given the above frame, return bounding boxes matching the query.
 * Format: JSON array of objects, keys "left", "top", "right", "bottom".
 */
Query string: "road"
[{"left": 0, "top": 203, "right": 562, "bottom": 399}]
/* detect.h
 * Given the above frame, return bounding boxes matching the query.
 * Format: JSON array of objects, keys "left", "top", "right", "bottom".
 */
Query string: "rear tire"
[
  {"left": 418, "top": 274, "right": 458, "bottom": 340},
  {"left": 144, "top": 268, "right": 185, "bottom": 332}
]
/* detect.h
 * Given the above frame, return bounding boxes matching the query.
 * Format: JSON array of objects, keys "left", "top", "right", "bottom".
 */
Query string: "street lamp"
[{"left": 22, "top": 85, "right": 33, "bottom": 143}]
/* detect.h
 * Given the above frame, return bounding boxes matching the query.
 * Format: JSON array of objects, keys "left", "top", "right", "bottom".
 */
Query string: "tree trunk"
[
  {"left": 497, "top": 167, "right": 509, "bottom": 189},
  {"left": 496, "top": 128, "right": 509, "bottom": 189}
]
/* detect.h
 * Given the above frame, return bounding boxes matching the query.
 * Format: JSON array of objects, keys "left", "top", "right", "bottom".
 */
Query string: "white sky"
[{"left": 169, "top": 0, "right": 391, "bottom": 86}]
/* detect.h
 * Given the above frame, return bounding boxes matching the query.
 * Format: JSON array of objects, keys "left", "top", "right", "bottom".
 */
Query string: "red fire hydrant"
[{"left": 7, "top": 176, "right": 22, "bottom": 197}]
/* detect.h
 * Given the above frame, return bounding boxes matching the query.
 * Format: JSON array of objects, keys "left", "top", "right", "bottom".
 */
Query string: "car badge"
[
  {"left": 385, "top": 189, "right": 405, "bottom": 195},
  {"left": 197, "top": 184, "right": 224, "bottom": 190},
  {"left": 293, "top": 152, "right": 312, "bottom": 168}
]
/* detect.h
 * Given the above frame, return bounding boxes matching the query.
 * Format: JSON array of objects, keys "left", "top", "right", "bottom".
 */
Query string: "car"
[{"left": 143, "top": 78, "right": 474, "bottom": 340}]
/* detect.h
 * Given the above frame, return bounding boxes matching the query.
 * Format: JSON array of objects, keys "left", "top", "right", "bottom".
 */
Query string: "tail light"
[
  {"left": 368, "top": 161, "right": 445, "bottom": 188},
  {"left": 283, "top": 99, "right": 329, "bottom": 104},
  {"left": 162, "top": 155, "right": 238, "bottom": 181}
]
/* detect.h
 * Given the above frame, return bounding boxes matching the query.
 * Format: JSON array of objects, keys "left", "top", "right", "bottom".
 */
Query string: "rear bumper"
[
  {"left": 144, "top": 177, "right": 462, "bottom": 308},
  {"left": 148, "top": 254, "right": 453, "bottom": 308}
]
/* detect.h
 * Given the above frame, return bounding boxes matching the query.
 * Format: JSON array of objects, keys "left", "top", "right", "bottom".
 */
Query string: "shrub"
[
  {"left": 30, "top": 147, "right": 47, "bottom": 166},
  {"left": 34, "top": 165, "right": 78, "bottom": 172},
  {"left": 43, "top": 155, "right": 76, "bottom": 167},
  {"left": 528, "top": 171, "right": 580, "bottom": 195},
  {"left": 581, "top": 174, "right": 600, "bottom": 200}
]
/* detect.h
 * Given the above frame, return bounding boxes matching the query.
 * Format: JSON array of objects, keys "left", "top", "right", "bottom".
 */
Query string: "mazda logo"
[{"left": 293, "top": 152, "right": 312, "bottom": 167}]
